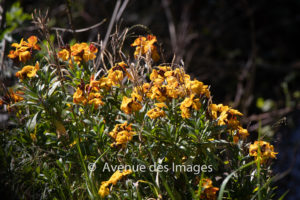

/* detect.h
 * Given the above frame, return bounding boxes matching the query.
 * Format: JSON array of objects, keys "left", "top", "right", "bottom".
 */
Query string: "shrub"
[{"left": 0, "top": 13, "right": 279, "bottom": 200}]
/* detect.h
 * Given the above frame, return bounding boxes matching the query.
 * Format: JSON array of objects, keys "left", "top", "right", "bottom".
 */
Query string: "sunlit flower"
[
  {"left": 147, "top": 107, "right": 166, "bottom": 119},
  {"left": 18, "top": 51, "right": 31, "bottom": 63},
  {"left": 73, "top": 87, "right": 87, "bottom": 104},
  {"left": 209, "top": 104, "right": 242, "bottom": 126},
  {"left": 150, "top": 69, "right": 165, "bottom": 86},
  {"left": 58, "top": 49, "right": 70, "bottom": 61},
  {"left": 180, "top": 94, "right": 201, "bottom": 118},
  {"left": 186, "top": 79, "right": 211, "bottom": 98},
  {"left": 88, "top": 92, "right": 104, "bottom": 108},
  {"left": 131, "top": 35, "right": 160, "bottom": 62},
  {"left": 59, "top": 42, "right": 98, "bottom": 64},
  {"left": 249, "top": 141, "right": 277, "bottom": 163},
  {"left": 98, "top": 181, "right": 110, "bottom": 198},
  {"left": 99, "top": 77, "right": 113, "bottom": 90},
  {"left": 15, "top": 62, "right": 39, "bottom": 80},
  {"left": 131, "top": 87, "right": 143, "bottom": 102},
  {"left": 8, "top": 36, "right": 40, "bottom": 63},
  {"left": 120, "top": 96, "right": 142, "bottom": 114},
  {"left": 26, "top": 36, "right": 41, "bottom": 50},
  {"left": 149, "top": 85, "right": 167, "bottom": 102},
  {"left": 98, "top": 170, "right": 132, "bottom": 197},
  {"left": 109, "top": 122, "right": 136, "bottom": 147}
]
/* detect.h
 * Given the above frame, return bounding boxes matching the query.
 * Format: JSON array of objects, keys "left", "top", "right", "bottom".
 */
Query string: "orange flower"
[
  {"left": 58, "top": 49, "right": 70, "bottom": 61},
  {"left": 73, "top": 87, "right": 87, "bottom": 104},
  {"left": 131, "top": 35, "right": 160, "bottom": 62},
  {"left": 15, "top": 62, "right": 39, "bottom": 80},
  {"left": 198, "top": 178, "right": 219, "bottom": 200},
  {"left": 8, "top": 36, "right": 40, "bottom": 63},
  {"left": 120, "top": 96, "right": 142, "bottom": 114},
  {"left": 180, "top": 94, "right": 201, "bottom": 118},
  {"left": 88, "top": 92, "right": 104, "bottom": 108},
  {"left": 69, "top": 43, "right": 98, "bottom": 64},
  {"left": 147, "top": 107, "right": 166, "bottom": 119},
  {"left": 249, "top": 141, "right": 278, "bottom": 163},
  {"left": 109, "top": 122, "right": 136, "bottom": 147},
  {"left": 106, "top": 62, "right": 132, "bottom": 86},
  {"left": 18, "top": 51, "right": 31, "bottom": 63},
  {"left": 26, "top": 36, "right": 41, "bottom": 50},
  {"left": 98, "top": 170, "right": 132, "bottom": 197}
]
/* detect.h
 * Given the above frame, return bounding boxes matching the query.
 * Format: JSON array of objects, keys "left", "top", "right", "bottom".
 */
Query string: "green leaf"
[
  {"left": 27, "top": 111, "right": 40, "bottom": 132},
  {"left": 48, "top": 81, "right": 61, "bottom": 96}
]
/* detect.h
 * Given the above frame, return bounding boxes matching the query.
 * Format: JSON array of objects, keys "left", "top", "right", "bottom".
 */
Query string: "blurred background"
[{"left": 1, "top": 0, "right": 300, "bottom": 199}]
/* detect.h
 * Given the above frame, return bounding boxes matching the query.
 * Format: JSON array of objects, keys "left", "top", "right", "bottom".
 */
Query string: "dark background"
[{"left": 1, "top": 0, "right": 300, "bottom": 199}]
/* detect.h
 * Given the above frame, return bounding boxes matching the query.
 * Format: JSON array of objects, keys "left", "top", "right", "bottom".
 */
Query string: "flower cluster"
[
  {"left": 8, "top": 36, "right": 41, "bottom": 63},
  {"left": 5, "top": 33, "right": 280, "bottom": 199},
  {"left": 73, "top": 75, "right": 104, "bottom": 108},
  {"left": 208, "top": 104, "right": 249, "bottom": 143},
  {"left": 0, "top": 89, "right": 24, "bottom": 111},
  {"left": 98, "top": 170, "right": 132, "bottom": 198},
  {"left": 146, "top": 103, "right": 167, "bottom": 119},
  {"left": 109, "top": 121, "right": 136, "bottom": 148},
  {"left": 198, "top": 178, "right": 219, "bottom": 200},
  {"left": 58, "top": 42, "right": 98, "bottom": 65},
  {"left": 249, "top": 141, "right": 278, "bottom": 163},
  {"left": 131, "top": 34, "right": 160, "bottom": 62},
  {"left": 15, "top": 62, "right": 40, "bottom": 81},
  {"left": 106, "top": 62, "right": 132, "bottom": 87}
]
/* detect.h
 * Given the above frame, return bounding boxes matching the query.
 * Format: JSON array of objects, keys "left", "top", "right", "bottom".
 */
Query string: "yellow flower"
[
  {"left": 131, "top": 87, "right": 143, "bottom": 102},
  {"left": 120, "top": 96, "right": 142, "bottom": 114},
  {"left": 131, "top": 35, "right": 160, "bottom": 62},
  {"left": 107, "top": 62, "right": 132, "bottom": 86},
  {"left": 237, "top": 126, "right": 249, "bottom": 139},
  {"left": 198, "top": 178, "right": 219, "bottom": 200},
  {"left": 8, "top": 36, "right": 40, "bottom": 63},
  {"left": 15, "top": 62, "right": 39, "bottom": 80},
  {"left": 86, "top": 74, "right": 101, "bottom": 92},
  {"left": 209, "top": 104, "right": 242, "bottom": 126},
  {"left": 142, "top": 83, "right": 152, "bottom": 97},
  {"left": 185, "top": 79, "right": 210, "bottom": 98},
  {"left": 154, "top": 102, "right": 167, "bottom": 108},
  {"left": 18, "top": 50, "right": 31, "bottom": 63},
  {"left": 249, "top": 141, "right": 278, "bottom": 163},
  {"left": 83, "top": 43, "right": 98, "bottom": 62},
  {"left": 73, "top": 87, "right": 87, "bottom": 104},
  {"left": 147, "top": 107, "right": 166, "bottom": 119},
  {"left": 99, "top": 77, "right": 113, "bottom": 90},
  {"left": 69, "top": 43, "right": 98, "bottom": 64},
  {"left": 149, "top": 85, "right": 167, "bottom": 102},
  {"left": 98, "top": 181, "right": 110, "bottom": 198},
  {"left": 58, "top": 49, "right": 70, "bottom": 61},
  {"left": 150, "top": 69, "right": 165, "bottom": 86},
  {"left": 164, "top": 68, "right": 188, "bottom": 84},
  {"left": 26, "top": 36, "right": 41, "bottom": 50},
  {"left": 98, "top": 170, "right": 132, "bottom": 198},
  {"left": 108, "top": 70, "right": 124, "bottom": 86},
  {"left": 180, "top": 94, "right": 201, "bottom": 118},
  {"left": 166, "top": 79, "right": 186, "bottom": 98},
  {"left": 109, "top": 122, "right": 136, "bottom": 147},
  {"left": 88, "top": 94, "right": 104, "bottom": 109}
]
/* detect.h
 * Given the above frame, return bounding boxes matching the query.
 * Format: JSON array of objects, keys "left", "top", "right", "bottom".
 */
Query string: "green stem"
[{"left": 217, "top": 160, "right": 257, "bottom": 200}]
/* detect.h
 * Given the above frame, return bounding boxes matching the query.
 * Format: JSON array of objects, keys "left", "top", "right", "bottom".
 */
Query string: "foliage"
[{"left": 0, "top": 12, "right": 280, "bottom": 200}]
